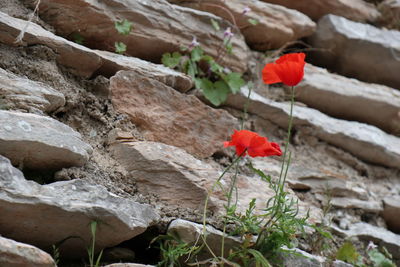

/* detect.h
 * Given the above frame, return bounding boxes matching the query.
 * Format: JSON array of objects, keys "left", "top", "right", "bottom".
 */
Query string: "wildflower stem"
[
  {"left": 255, "top": 86, "right": 296, "bottom": 248},
  {"left": 240, "top": 84, "right": 253, "bottom": 130}
]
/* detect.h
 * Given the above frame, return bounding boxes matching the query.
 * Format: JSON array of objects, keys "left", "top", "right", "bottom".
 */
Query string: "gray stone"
[
  {"left": 0, "top": 155, "right": 159, "bottom": 257},
  {"left": 0, "top": 11, "right": 101, "bottom": 78},
  {"left": 225, "top": 88, "right": 400, "bottom": 169},
  {"left": 94, "top": 50, "right": 193, "bottom": 93},
  {"left": 168, "top": 219, "right": 242, "bottom": 260},
  {"left": 0, "top": 236, "right": 56, "bottom": 267},
  {"left": 110, "top": 70, "right": 237, "bottom": 158},
  {"left": 110, "top": 140, "right": 321, "bottom": 221},
  {"left": 327, "top": 197, "right": 383, "bottom": 213},
  {"left": 296, "top": 64, "right": 400, "bottom": 135},
  {"left": 0, "top": 12, "right": 191, "bottom": 93},
  {"left": 0, "top": 67, "right": 65, "bottom": 113},
  {"left": 309, "top": 15, "right": 400, "bottom": 89},
  {"left": 259, "top": 0, "right": 379, "bottom": 22},
  {"left": 169, "top": 0, "right": 315, "bottom": 51},
  {"left": 382, "top": 196, "right": 400, "bottom": 233},
  {"left": 0, "top": 110, "right": 92, "bottom": 170},
  {"left": 346, "top": 222, "right": 400, "bottom": 259},
  {"left": 24, "top": 0, "right": 250, "bottom": 73}
]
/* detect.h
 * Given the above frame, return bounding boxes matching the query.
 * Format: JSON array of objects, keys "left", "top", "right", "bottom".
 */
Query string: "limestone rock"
[
  {"left": 259, "top": 0, "right": 379, "bottom": 22},
  {"left": 110, "top": 70, "right": 237, "bottom": 158},
  {"left": 0, "top": 67, "right": 65, "bottom": 114},
  {"left": 322, "top": 196, "right": 383, "bottom": 213},
  {"left": 309, "top": 15, "right": 400, "bottom": 89},
  {"left": 345, "top": 222, "right": 400, "bottom": 259},
  {"left": 111, "top": 141, "right": 321, "bottom": 222},
  {"left": 0, "top": 11, "right": 101, "bottom": 77},
  {"left": 0, "top": 236, "right": 56, "bottom": 267},
  {"left": 225, "top": 88, "right": 400, "bottom": 169},
  {"left": 382, "top": 196, "right": 400, "bottom": 233},
  {"left": 0, "top": 12, "right": 192, "bottom": 92},
  {"left": 296, "top": 64, "right": 400, "bottom": 135},
  {"left": 169, "top": 0, "right": 315, "bottom": 51},
  {"left": 0, "top": 155, "right": 159, "bottom": 257},
  {"left": 377, "top": 0, "right": 400, "bottom": 30},
  {"left": 168, "top": 219, "right": 243, "bottom": 260},
  {"left": 94, "top": 50, "right": 192, "bottom": 93},
  {"left": 24, "top": 0, "right": 250, "bottom": 72},
  {"left": 0, "top": 111, "right": 92, "bottom": 170}
]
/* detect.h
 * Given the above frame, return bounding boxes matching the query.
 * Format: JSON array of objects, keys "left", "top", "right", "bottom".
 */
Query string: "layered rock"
[
  {"left": 169, "top": 0, "right": 315, "bottom": 50},
  {"left": 110, "top": 70, "right": 237, "bottom": 158},
  {"left": 23, "top": 0, "right": 250, "bottom": 72},
  {"left": 0, "top": 155, "right": 159, "bottom": 257},
  {"left": 295, "top": 64, "right": 400, "bottom": 135},
  {"left": 309, "top": 14, "right": 400, "bottom": 89},
  {"left": 226, "top": 88, "right": 400, "bottom": 169},
  {"left": 110, "top": 140, "right": 320, "bottom": 221},
  {"left": 0, "top": 111, "right": 92, "bottom": 170},
  {"left": 382, "top": 196, "right": 400, "bottom": 233},
  {"left": 0, "top": 11, "right": 101, "bottom": 77},
  {"left": 0, "top": 11, "right": 192, "bottom": 92},
  {"left": 0, "top": 67, "right": 65, "bottom": 114},
  {"left": 377, "top": 0, "right": 400, "bottom": 30},
  {"left": 259, "top": 0, "right": 380, "bottom": 22},
  {"left": 0, "top": 236, "right": 56, "bottom": 267},
  {"left": 93, "top": 50, "right": 192, "bottom": 93}
]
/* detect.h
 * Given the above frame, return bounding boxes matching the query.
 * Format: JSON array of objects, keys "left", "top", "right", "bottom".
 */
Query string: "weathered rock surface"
[
  {"left": 377, "top": 0, "right": 400, "bottom": 30},
  {"left": 111, "top": 140, "right": 321, "bottom": 221},
  {"left": 110, "top": 70, "right": 237, "bottom": 158},
  {"left": 24, "top": 0, "right": 250, "bottom": 72},
  {"left": 309, "top": 15, "right": 400, "bottom": 89},
  {"left": 94, "top": 50, "right": 192, "bottom": 93},
  {"left": 0, "top": 11, "right": 101, "bottom": 77},
  {"left": 252, "top": 158, "right": 367, "bottom": 200},
  {"left": 226, "top": 88, "right": 400, "bottom": 169},
  {"left": 345, "top": 222, "right": 400, "bottom": 259},
  {"left": 317, "top": 195, "right": 383, "bottom": 213},
  {"left": 0, "top": 67, "right": 65, "bottom": 113},
  {"left": 0, "top": 11, "right": 192, "bottom": 92},
  {"left": 0, "top": 110, "right": 92, "bottom": 170},
  {"left": 382, "top": 196, "right": 400, "bottom": 233},
  {"left": 169, "top": 0, "right": 315, "bottom": 51},
  {"left": 296, "top": 64, "right": 400, "bottom": 135},
  {"left": 0, "top": 236, "right": 56, "bottom": 267},
  {"left": 259, "top": 0, "right": 379, "bottom": 22},
  {"left": 0, "top": 155, "right": 159, "bottom": 257}
]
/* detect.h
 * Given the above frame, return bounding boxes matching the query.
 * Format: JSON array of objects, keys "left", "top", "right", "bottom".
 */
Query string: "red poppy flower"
[
  {"left": 224, "top": 130, "right": 282, "bottom": 158},
  {"left": 262, "top": 53, "right": 306, "bottom": 86}
]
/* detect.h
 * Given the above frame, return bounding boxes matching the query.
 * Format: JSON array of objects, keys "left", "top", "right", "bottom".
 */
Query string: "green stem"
[
  {"left": 221, "top": 160, "right": 240, "bottom": 260},
  {"left": 255, "top": 86, "right": 296, "bottom": 248}
]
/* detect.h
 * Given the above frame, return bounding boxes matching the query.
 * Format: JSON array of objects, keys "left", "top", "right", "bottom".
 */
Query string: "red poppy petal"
[
  {"left": 273, "top": 61, "right": 304, "bottom": 86},
  {"left": 262, "top": 63, "right": 282, "bottom": 85},
  {"left": 276, "top": 53, "right": 306, "bottom": 64}
]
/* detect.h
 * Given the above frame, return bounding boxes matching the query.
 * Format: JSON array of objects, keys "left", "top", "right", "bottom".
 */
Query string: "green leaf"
[
  {"left": 211, "top": 18, "right": 220, "bottom": 31},
  {"left": 225, "top": 42, "right": 233, "bottom": 54},
  {"left": 200, "top": 79, "right": 230, "bottom": 106},
  {"left": 71, "top": 32, "right": 84, "bottom": 45},
  {"left": 161, "top": 52, "right": 182, "bottom": 68},
  {"left": 368, "top": 250, "right": 396, "bottom": 267},
  {"left": 248, "top": 18, "right": 259, "bottom": 25},
  {"left": 115, "top": 42, "right": 127, "bottom": 54},
  {"left": 224, "top": 72, "right": 245, "bottom": 93},
  {"left": 115, "top": 19, "right": 133, "bottom": 35},
  {"left": 247, "top": 249, "right": 272, "bottom": 267},
  {"left": 191, "top": 46, "right": 204, "bottom": 62},
  {"left": 187, "top": 60, "right": 198, "bottom": 78},
  {"left": 336, "top": 242, "right": 360, "bottom": 264},
  {"left": 210, "top": 61, "right": 224, "bottom": 73}
]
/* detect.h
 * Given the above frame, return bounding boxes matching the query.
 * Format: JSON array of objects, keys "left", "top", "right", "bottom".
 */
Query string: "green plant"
[
  {"left": 336, "top": 241, "right": 396, "bottom": 267},
  {"left": 162, "top": 44, "right": 245, "bottom": 106},
  {"left": 87, "top": 221, "right": 103, "bottom": 267},
  {"left": 153, "top": 233, "right": 200, "bottom": 267},
  {"left": 114, "top": 19, "right": 133, "bottom": 54},
  {"left": 52, "top": 244, "right": 60, "bottom": 265}
]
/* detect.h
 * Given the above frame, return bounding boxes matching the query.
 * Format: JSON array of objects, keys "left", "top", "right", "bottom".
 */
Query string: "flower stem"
[{"left": 255, "top": 86, "right": 296, "bottom": 248}]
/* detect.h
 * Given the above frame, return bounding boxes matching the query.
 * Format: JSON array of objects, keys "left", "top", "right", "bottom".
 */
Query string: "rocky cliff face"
[{"left": 0, "top": 0, "right": 399, "bottom": 266}]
